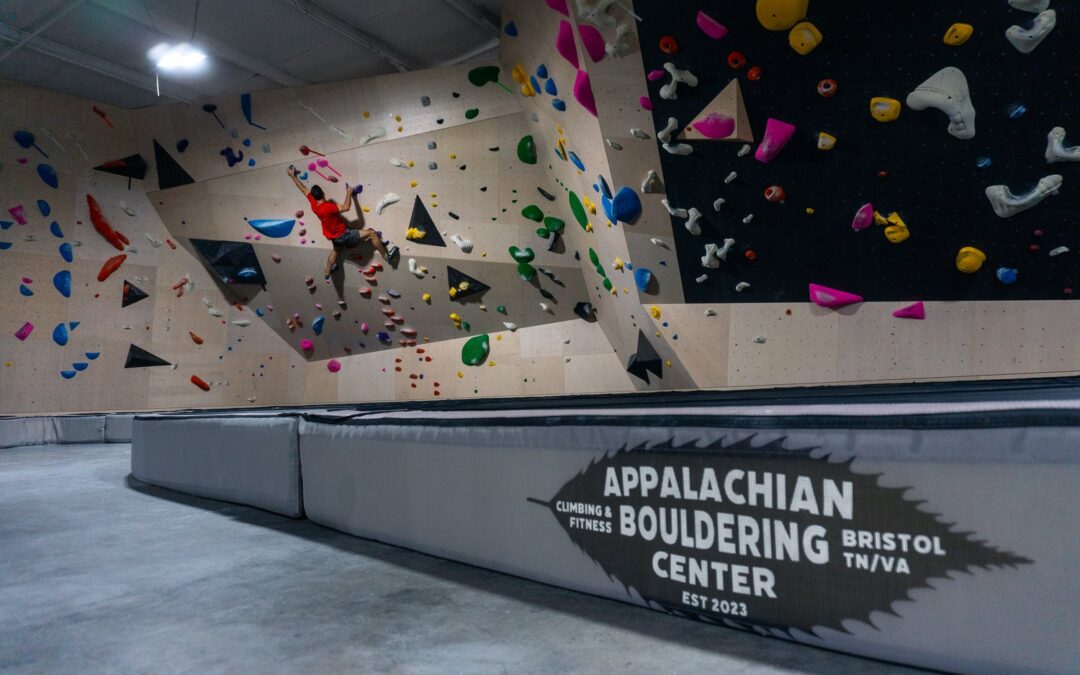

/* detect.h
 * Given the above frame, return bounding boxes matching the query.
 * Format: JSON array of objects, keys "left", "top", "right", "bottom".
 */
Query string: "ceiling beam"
[
  {"left": 86, "top": 0, "right": 308, "bottom": 88},
  {"left": 0, "top": 0, "right": 86, "bottom": 66},
  {"left": 284, "top": 0, "right": 419, "bottom": 72},
  {"left": 0, "top": 22, "right": 197, "bottom": 104},
  {"left": 440, "top": 0, "right": 501, "bottom": 38}
]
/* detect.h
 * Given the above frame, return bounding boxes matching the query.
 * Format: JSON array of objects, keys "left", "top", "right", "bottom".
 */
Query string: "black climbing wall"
[{"left": 636, "top": 2, "right": 1078, "bottom": 302}]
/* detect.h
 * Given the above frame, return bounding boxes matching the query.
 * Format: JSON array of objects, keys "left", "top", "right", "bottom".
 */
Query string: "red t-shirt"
[{"left": 307, "top": 193, "right": 348, "bottom": 240}]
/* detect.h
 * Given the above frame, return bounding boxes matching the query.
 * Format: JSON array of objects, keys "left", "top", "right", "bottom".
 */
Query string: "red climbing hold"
[
  {"left": 87, "top": 194, "right": 129, "bottom": 251},
  {"left": 747, "top": 66, "right": 763, "bottom": 81},
  {"left": 189, "top": 331, "right": 204, "bottom": 345},
  {"left": 97, "top": 254, "right": 127, "bottom": 282},
  {"left": 659, "top": 36, "right": 679, "bottom": 55},
  {"left": 190, "top": 375, "right": 211, "bottom": 391},
  {"left": 727, "top": 51, "right": 746, "bottom": 69},
  {"left": 764, "top": 185, "right": 786, "bottom": 203},
  {"left": 817, "top": 79, "right": 838, "bottom": 97}
]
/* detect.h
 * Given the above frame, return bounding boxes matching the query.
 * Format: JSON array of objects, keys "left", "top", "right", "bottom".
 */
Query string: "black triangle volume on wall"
[
  {"left": 94, "top": 154, "right": 148, "bottom": 180},
  {"left": 153, "top": 139, "right": 195, "bottom": 190},
  {"left": 121, "top": 280, "right": 149, "bottom": 307},
  {"left": 408, "top": 195, "right": 446, "bottom": 247},
  {"left": 124, "top": 344, "right": 171, "bottom": 368},
  {"left": 447, "top": 266, "right": 490, "bottom": 301},
  {"left": 626, "top": 331, "right": 663, "bottom": 383}
]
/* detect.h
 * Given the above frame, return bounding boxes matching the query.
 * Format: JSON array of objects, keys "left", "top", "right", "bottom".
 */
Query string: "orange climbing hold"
[
  {"left": 189, "top": 331, "right": 204, "bottom": 345},
  {"left": 97, "top": 254, "right": 127, "bottom": 282},
  {"left": 659, "top": 36, "right": 679, "bottom": 54},
  {"left": 86, "top": 194, "right": 129, "bottom": 251},
  {"left": 190, "top": 375, "right": 211, "bottom": 391}
]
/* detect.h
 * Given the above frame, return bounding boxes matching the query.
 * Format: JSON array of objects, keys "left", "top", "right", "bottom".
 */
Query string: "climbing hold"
[
  {"left": 685, "top": 208, "right": 703, "bottom": 235},
  {"left": 696, "top": 11, "right": 728, "bottom": 39},
  {"left": 1007, "top": 10, "right": 1056, "bottom": 54},
  {"left": 9, "top": 205, "right": 27, "bottom": 225},
  {"left": 552, "top": 99, "right": 566, "bottom": 111},
  {"left": 312, "top": 315, "right": 326, "bottom": 336},
  {"left": 517, "top": 263, "right": 537, "bottom": 281},
  {"left": 756, "top": 0, "right": 808, "bottom": 30},
  {"left": 641, "top": 170, "right": 663, "bottom": 194},
  {"left": 522, "top": 204, "right": 544, "bottom": 222},
  {"left": 985, "top": 175, "right": 1062, "bottom": 218},
  {"left": 1045, "top": 127, "right": 1080, "bottom": 163},
  {"left": 649, "top": 306, "right": 661, "bottom": 319},
  {"left": 574, "top": 302, "right": 595, "bottom": 321},
  {"left": 189, "top": 375, "right": 211, "bottom": 391},
  {"left": 755, "top": 118, "right": 796, "bottom": 164},
  {"left": 19, "top": 284, "right": 32, "bottom": 297},
  {"left": 884, "top": 212, "right": 910, "bottom": 243},
  {"left": 579, "top": 24, "right": 606, "bottom": 62},
  {"left": 808, "top": 283, "right": 863, "bottom": 309},
  {"left": 997, "top": 268, "right": 1019, "bottom": 284},
  {"left": 691, "top": 113, "right": 736, "bottom": 139},
  {"left": 53, "top": 270, "right": 71, "bottom": 298},
  {"left": 517, "top": 135, "right": 537, "bottom": 164},
  {"left": 544, "top": 78, "right": 558, "bottom": 96},
  {"left": 299, "top": 339, "right": 315, "bottom": 352},
  {"left": 465, "top": 109, "right": 480, "bottom": 120},
  {"left": 543, "top": 217, "right": 565, "bottom": 233},
  {"left": 556, "top": 21, "right": 579, "bottom": 68},
  {"left": 573, "top": 70, "right": 598, "bottom": 116},
  {"left": 659, "top": 35, "right": 679, "bottom": 55},
  {"left": 509, "top": 246, "right": 535, "bottom": 263},
  {"left": 86, "top": 194, "right": 129, "bottom": 251},
  {"left": 326, "top": 359, "right": 342, "bottom": 373},
  {"left": 60, "top": 370, "right": 78, "bottom": 380},
  {"left": 659, "top": 63, "right": 698, "bottom": 101},
  {"left": 248, "top": 219, "right": 295, "bottom": 238},
  {"left": 37, "top": 164, "right": 58, "bottom": 189},
  {"left": 764, "top": 186, "right": 786, "bottom": 203},
  {"left": 52, "top": 322, "right": 70, "bottom": 346},
  {"left": 788, "top": 21, "right": 822, "bottom": 55},
  {"left": 944, "top": 23, "right": 973, "bottom": 46},
  {"left": 13, "top": 322, "right": 34, "bottom": 341},
  {"left": 504, "top": 21, "right": 517, "bottom": 36},
  {"left": 97, "top": 254, "right": 127, "bottom": 282},
  {"left": 375, "top": 193, "right": 400, "bottom": 215},
  {"left": 870, "top": 97, "right": 901, "bottom": 123},
  {"left": 59, "top": 243, "right": 73, "bottom": 263},
  {"left": 956, "top": 247, "right": 987, "bottom": 273},
  {"left": 461, "top": 334, "right": 490, "bottom": 366},
  {"left": 611, "top": 186, "right": 642, "bottom": 223},
  {"left": 468, "top": 65, "right": 511, "bottom": 93},
  {"left": 906, "top": 67, "right": 976, "bottom": 140},
  {"left": 727, "top": 51, "right": 746, "bottom": 69},
  {"left": 634, "top": 268, "right": 653, "bottom": 292},
  {"left": 816, "top": 132, "right": 837, "bottom": 151},
  {"left": 817, "top": 79, "right": 838, "bottom": 97},
  {"left": 568, "top": 151, "right": 585, "bottom": 171},
  {"left": 852, "top": 203, "right": 875, "bottom": 231},
  {"left": 1007, "top": 103, "right": 1027, "bottom": 120}
]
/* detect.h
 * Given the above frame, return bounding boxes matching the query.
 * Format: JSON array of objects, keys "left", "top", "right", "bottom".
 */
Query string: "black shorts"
[{"left": 332, "top": 229, "right": 361, "bottom": 248}]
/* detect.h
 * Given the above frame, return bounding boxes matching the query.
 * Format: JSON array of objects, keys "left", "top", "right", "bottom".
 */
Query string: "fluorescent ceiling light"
[{"left": 148, "top": 42, "right": 207, "bottom": 73}]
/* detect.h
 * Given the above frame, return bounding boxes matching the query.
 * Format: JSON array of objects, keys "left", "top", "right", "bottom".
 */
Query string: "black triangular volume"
[
  {"left": 124, "top": 344, "right": 171, "bottom": 368},
  {"left": 94, "top": 154, "right": 148, "bottom": 180},
  {"left": 447, "top": 265, "right": 490, "bottom": 301},
  {"left": 153, "top": 139, "right": 194, "bottom": 190},
  {"left": 408, "top": 195, "right": 446, "bottom": 247},
  {"left": 122, "top": 279, "right": 149, "bottom": 307},
  {"left": 626, "top": 331, "right": 663, "bottom": 383}
]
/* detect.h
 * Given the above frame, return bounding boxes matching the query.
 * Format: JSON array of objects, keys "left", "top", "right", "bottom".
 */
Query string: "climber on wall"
[{"left": 287, "top": 165, "right": 398, "bottom": 279}]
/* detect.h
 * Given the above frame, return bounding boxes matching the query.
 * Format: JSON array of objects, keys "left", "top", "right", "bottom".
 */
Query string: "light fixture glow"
[{"left": 148, "top": 42, "right": 207, "bottom": 73}]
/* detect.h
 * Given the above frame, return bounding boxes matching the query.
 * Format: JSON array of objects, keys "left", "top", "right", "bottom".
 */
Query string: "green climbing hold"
[
  {"left": 496, "top": 305, "right": 507, "bottom": 314},
  {"left": 461, "top": 333, "right": 490, "bottom": 366},
  {"left": 569, "top": 191, "right": 588, "bottom": 229},
  {"left": 588, "top": 247, "right": 600, "bottom": 266},
  {"left": 469, "top": 65, "right": 501, "bottom": 87},
  {"left": 521, "top": 204, "right": 544, "bottom": 222},
  {"left": 509, "top": 246, "right": 535, "bottom": 263},
  {"left": 536, "top": 227, "right": 551, "bottom": 239},
  {"left": 462, "top": 321, "right": 471, "bottom": 331},
  {"left": 517, "top": 135, "right": 537, "bottom": 164},
  {"left": 543, "top": 216, "right": 565, "bottom": 233},
  {"left": 595, "top": 265, "right": 607, "bottom": 278},
  {"left": 602, "top": 278, "right": 614, "bottom": 292},
  {"left": 465, "top": 108, "right": 480, "bottom": 119},
  {"left": 517, "top": 262, "right": 537, "bottom": 281}
]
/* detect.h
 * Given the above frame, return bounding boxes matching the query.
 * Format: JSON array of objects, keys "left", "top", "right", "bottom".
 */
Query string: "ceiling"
[{"left": 0, "top": 0, "right": 504, "bottom": 108}]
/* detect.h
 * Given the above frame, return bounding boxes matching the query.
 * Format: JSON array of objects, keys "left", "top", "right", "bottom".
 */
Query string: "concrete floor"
[{"left": 0, "top": 443, "right": 925, "bottom": 674}]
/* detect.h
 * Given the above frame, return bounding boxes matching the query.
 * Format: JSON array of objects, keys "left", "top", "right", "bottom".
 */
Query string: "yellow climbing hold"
[
  {"left": 511, "top": 64, "right": 527, "bottom": 84},
  {"left": 488, "top": 361, "right": 496, "bottom": 367},
  {"left": 756, "top": 0, "right": 808, "bottom": 31},
  {"left": 450, "top": 153, "right": 457, "bottom": 159},
  {"left": 873, "top": 210, "right": 888, "bottom": 226},
  {"left": 496, "top": 335, "right": 503, "bottom": 341},
  {"left": 362, "top": 111, "right": 370, "bottom": 118},
  {"left": 816, "top": 131, "right": 836, "bottom": 151},
  {"left": 521, "top": 82, "right": 537, "bottom": 97},
  {"left": 788, "top": 21, "right": 822, "bottom": 55},
  {"left": 613, "top": 257, "right": 624, "bottom": 271},
  {"left": 943, "top": 23, "right": 973, "bottom": 46},
  {"left": 450, "top": 312, "right": 462, "bottom": 322},
  {"left": 449, "top": 288, "right": 458, "bottom": 298},
  {"left": 585, "top": 223, "right": 593, "bottom": 233},
  {"left": 394, "top": 115, "right": 402, "bottom": 122},
  {"left": 397, "top": 126, "right": 403, "bottom": 132},
  {"left": 457, "top": 371, "right": 464, "bottom": 378},
  {"left": 581, "top": 195, "right": 597, "bottom": 214},
  {"left": 805, "top": 207, "right": 815, "bottom": 214},
  {"left": 870, "top": 97, "right": 901, "bottom": 122},
  {"left": 406, "top": 227, "right": 426, "bottom": 241},
  {"left": 649, "top": 306, "right": 661, "bottom": 318},
  {"left": 885, "top": 224, "right": 910, "bottom": 243},
  {"left": 666, "top": 360, "right": 672, "bottom": 368},
  {"left": 362, "top": 206, "right": 370, "bottom": 213},
  {"left": 407, "top": 160, "right": 414, "bottom": 167},
  {"left": 956, "top": 247, "right": 986, "bottom": 273},
  {"left": 410, "top": 181, "right": 418, "bottom": 188},
  {"left": 422, "top": 292, "right": 431, "bottom": 303}
]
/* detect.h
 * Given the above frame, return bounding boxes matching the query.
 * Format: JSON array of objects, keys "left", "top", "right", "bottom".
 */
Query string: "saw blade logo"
[{"left": 529, "top": 436, "right": 1032, "bottom": 636}]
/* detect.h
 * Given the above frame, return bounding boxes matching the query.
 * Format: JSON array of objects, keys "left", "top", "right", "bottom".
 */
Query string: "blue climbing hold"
[
  {"left": 597, "top": 174, "right": 612, "bottom": 199},
  {"left": 377, "top": 331, "right": 392, "bottom": 345},
  {"left": 568, "top": 151, "right": 585, "bottom": 171},
  {"left": 85, "top": 352, "right": 100, "bottom": 360},
  {"left": 976, "top": 156, "right": 992, "bottom": 169},
  {"left": 0, "top": 220, "right": 12, "bottom": 230},
  {"left": 552, "top": 99, "right": 566, "bottom": 111},
  {"left": 59, "top": 242, "right": 73, "bottom": 262},
  {"left": 602, "top": 195, "right": 615, "bottom": 224},
  {"left": 69, "top": 321, "right": 79, "bottom": 330},
  {"left": 37, "top": 164, "right": 58, "bottom": 189},
  {"left": 73, "top": 362, "right": 88, "bottom": 371},
  {"left": 60, "top": 370, "right": 77, "bottom": 379},
  {"left": 19, "top": 284, "right": 33, "bottom": 296},
  {"left": 255, "top": 308, "right": 264, "bottom": 317},
  {"left": 235, "top": 267, "right": 259, "bottom": 281},
  {"left": 242, "top": 138, "right": 252, "bottom": 147},
  {"left": 38, "top": 200, "right": 51, "bottom": 216},
  {"left": 49, "top": 221, "right": 63, "bottom": 238},
  {"left": 1007, "top": 103, "right": 1027, "bottom": 119},
  {"left": 248, "top": 218, "right": 295, "bottom": 238},
  {"left": 53, "top": 270, "right": 71, "bottom": 297},
  {"left": 52, "top": 323, "right": 69, "bottom": 346},
  {"left": 634, "top": 267, "right": 653, "bottom": 292},
  {"left": 530, "top": 76, "right": 542, "bottom": 95},
  {"left": 312, "top": 315, "right": 326, "bottom": 336},
  {"left": 247, "top": 159, "right": 256, "bottom": 167},
  {"left": 504, "top": 21, "right": 517, "bottom": 36},
  {"left": 544, "top": 78, "right": 558, "bottom": 96},
  {"left": 997, "top": 267, "right": 1019, "bottom": 284},
  {"left": 611, "top": 186, "right": 643, "bottom": 223},
  {"left": 0, "top": 242, "right": 12, "bottom": 250},
  {"left": 536, "top": 64, "right": 548, "bottom": 79},
  {"left": 177, "top": 139, "right": 190, "bottom": 153}
]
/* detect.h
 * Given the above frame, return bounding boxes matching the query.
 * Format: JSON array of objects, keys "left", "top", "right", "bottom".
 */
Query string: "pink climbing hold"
[
  {"left": 327, "top": 359, "right": 342, "bottom": 373},
  {"left": 639, "top": 96, "right": 654, "bottom": 111},
  {"left": 755, "top": 118, "right": 796, "bottom": 164},
  {"left": 691, "top": 113, "right": 736, "bottom": 139},
  {"left": 299, "top": 339, "right": 315, "bottom": 351},
  {"left": 852, "top": 203, "right": 874, "bottom": 231},
  {"left": 360, "top": 322, "right": 370, "bottom": 334},
  {"left": 556, "top": 21, "right": 579, "bottom": 69},
  {"left": 808, "top": 283, "right": 863, "bottom": 309},
  {"left": 573, "top": 70, "right": 598, "bottom": 117},
  {"left": 578, "top": 24, "right": 606, "bottom": 63},
  {"left": 14, "top": 321, "right": 34, "bottom": 341},
  {"left": 544, "top": 0, "right": 569, "bottom": 15},
  {"left": 893, "top": 302, "right": 926, "bottom": 320},
  {"left": 9, "top": 205, "right": 27, "bottom": 225},
  {"left": 647, "top": 69, "right": 665, "bottom": 81},
  {"left": 696, "top": 10, "right": 728, "bottom": 40}
]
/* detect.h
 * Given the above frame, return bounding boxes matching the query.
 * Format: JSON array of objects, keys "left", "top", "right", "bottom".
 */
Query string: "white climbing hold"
[
  {"left": 695, "top": 274, "right": 709, "bottom": 283},
  {"left": 686, "top": 207, "right": 703, "bottom": 235},
  {"left": 1046, "top": 127, "right": 1080, "bottom": 163},
  {"left": 144, "top": 233, "right": 163, "bottom": 248},
  {"left": 704, "top": 309, "right": 717, "bottom": 317},
  {"left": 1006, "top": 9, "right": 1056, "bottom": 53},
  {"left": 606, "top": 138, "right": 623, "bottom": 150},
  {"left": 503, "top": 322, "right": 518, "bottom": 331},
  {"left": 985, "top": 175, "right": 1063, "bottom": 218},
  {"left": 738, "top": 144, "right": 752, "bottom": 157},
  {"left": 389, "top": 158, "right": 410, "bottom": 169},
  {"left": 631, "top": 128, "right": 650, "bottom": 140},
  {"left": 539, "top": 302, "right": 552, "bottom": 313},
  {"left": 202, "top": 298, "right": 213, "bottom": 308},
  {"left": 650, "top": 237, "right": 668, "bottom": 248},
  {"left": 742, "top": 214, "right": 754, "bottom": 224},
  {"left": 661, "top": 199, "right": 688, "bottom": 218},
  {"left": 1049, "top": 246, "right": 1069, "bottom": 257},
  {"left": 713, "top": 198, "right": 725, "bottom": 211},
  {"left": 906, "top": 67, "right": 976, "bottom": 140},
  {"left": 375, "top": 192, "right": 400, "bottom": 215},
  {"left": 605, "top": 22, "right": 632, "bottom": 57},
  {"left": 735, "top": 282, "right": 750, "bottom": 292},
  {"left": 754, "top": 335, "right": 767, "bottom": 344},
  {"left": 662, "top": 142, "right": 693, "bottom": 156},
  {"left": 657, "top": 117, "right": 679, "bottom": 144},
  {"left": 1010, "top": 0, "right": 1049, "bottom": 12},
  {"left": 360, "top": 127, "right": 386, "bottom": 145},
  {"left": 208, "top": 308, "right": 224, "bottom": 317},
  {"left": 724, "top": 171, "right": 738, "bottom": 184},
  {"left": 641, "top": 169, "right": 663, "bottom": 193},
  {"left": 701, "top": 243, "right": 720, "bottom": 269},
  {"left": 450, "top": 233, "right": 473, "bottom": 252},
  {"left": 232, "top": 319, "right": 251, "bottom": 327},
  {"left": 659, "top": 62, "right": 698, "bottom": 100},
  {"left": 408, "top": 258, "right": 427, "bottom": 278},
  {"left": 717, "top": 238, "right": 735, "bottom": 261}
]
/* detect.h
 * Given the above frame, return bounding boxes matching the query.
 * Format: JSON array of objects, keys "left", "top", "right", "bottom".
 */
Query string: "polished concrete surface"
[{"left": 0, "top": 444, "right": 924, "bottom": 674}]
